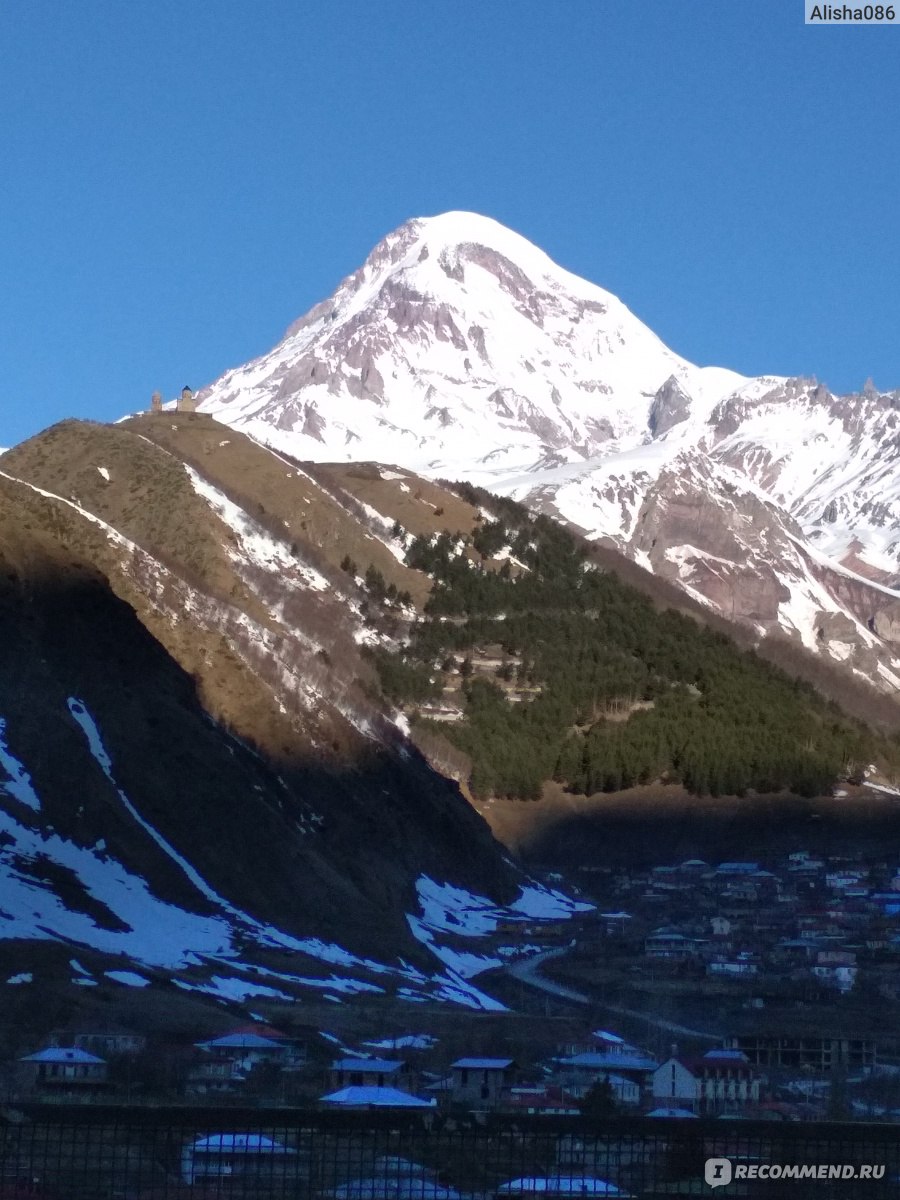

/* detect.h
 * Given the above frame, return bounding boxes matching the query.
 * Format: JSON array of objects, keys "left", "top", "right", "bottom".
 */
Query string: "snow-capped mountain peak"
[
  {"left": 198, "top": 212, "right": 900, "bottom": 696},
  {"left": 199, "top": 211, "right": 748, "bottom": 478}
]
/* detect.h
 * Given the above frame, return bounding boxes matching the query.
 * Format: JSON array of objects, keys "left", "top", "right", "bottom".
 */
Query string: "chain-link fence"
[{"left": 2, "top": 1106, "right": 900, "bottom": 1199}]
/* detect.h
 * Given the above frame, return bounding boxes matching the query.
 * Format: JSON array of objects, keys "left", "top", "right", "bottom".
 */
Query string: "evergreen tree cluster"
[{"left": 372, "top": 490, "right": 897, "bottom": 801}]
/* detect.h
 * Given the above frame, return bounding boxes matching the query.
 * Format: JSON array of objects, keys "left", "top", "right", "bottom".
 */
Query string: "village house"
[
  {"left": 329, "top": 1057, "right": 415, "bottom": 1093},
  {"left": 504, "top": 1083, "right": 581, "bottom": 1115},
  {"left": 449, "top": 1057, "right": 515, "bottom": 1105},
  {"left": 19, "top": 1046, "right": 109, "bottom": 1095},
  {"left": 811, "top": 957, "right": 858, "bottom": 992},
  {"left": 707, "top": 952, "right": 759, "bottom": 978},
  {"left": 188, "top": 1028, "right": 304, "bottom": 1095},
  {"left": 602, "top": 1073, "right": 641, "bottom": 1107},
  {"left": 71, "top": 1025, "right": 147, "bottom": 1058},
  {"left": 555, "top": 1050, "right": 658, "bottom": 1098},
  {"left": 181, "top": 1133, "right": 302, "bottom": 1186},
  {"left": 651, "top": 1056, "right": 700, "bottom": 1111},
  {"left": 652, "top": 1050, "right": 761, "bottom": 1115},
  {"left": 644, "top": 929, "right": 703, "bottom": 960}
]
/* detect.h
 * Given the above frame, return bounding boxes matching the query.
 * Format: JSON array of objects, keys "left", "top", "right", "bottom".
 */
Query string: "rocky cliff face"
[{"left": 194, "top": 212, "right": 900, "bottom": 698}]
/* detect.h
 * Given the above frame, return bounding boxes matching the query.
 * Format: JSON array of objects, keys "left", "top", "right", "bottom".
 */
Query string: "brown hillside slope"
[
  {"left": 122, "top": 413, "right": 431, "bottom": 607},
  {"left": 0, "top": 465, "right": 519, "bottom": 965}
]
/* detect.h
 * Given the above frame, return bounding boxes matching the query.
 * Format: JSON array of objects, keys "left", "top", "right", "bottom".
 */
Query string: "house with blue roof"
[{"left": 19, "top": 1045, "right": 108, "bottom": 1094}]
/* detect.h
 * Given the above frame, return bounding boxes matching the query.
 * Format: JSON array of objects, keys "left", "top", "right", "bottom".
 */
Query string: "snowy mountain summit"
[
  {"left": 200, "top": 212, "right": 900, "bottom": 695},
  {"left": 201, "top": 211, "right": 746, "bottom": 475}
]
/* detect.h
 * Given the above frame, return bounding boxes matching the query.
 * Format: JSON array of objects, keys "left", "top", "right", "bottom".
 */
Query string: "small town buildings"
[
  {"left": 644, "top": 930, "right": 703, "bottom": 960},
  {"left": 504, "top": 1084, "right": 581, "bottom": 1115},
  {"left": 450, "top": 1058, "right": 515, "bottom": 1105},
  {"left": 181, "top": 1133, "right": 301, "bottom": 1186},
  {"left": 329, "top": 1058, "right": 414, "bottom": 1093},
  {"left": 555, "top": 1051, "right": 658, "bottom": 1097},
  {"left": 320, "top": 1085, "right": 435, "bottom": 1109},
  {"left": 651, "top": 1050, "right": 761, "bottom": 1115},
  {"left": 707, "top": 958, "right": 759, "bottom": 977},
  {"left": 19, "top": 1046, "right": 108, "bottom": 1094},
  {"left": 651, "top": 1057, "right": 700, "bottom": 1110},
  {"left": 495, "top": 1176, "right": 625, "bottom": 1199},
  {"left": 71, "top": 1026, "right": 147, "bottom": 1057},
  {"left": 811, "top": 963, "right": 858, "bottom": 992},
  {"left": 188, "top": 1028, "right": 303, "bottom": 1094},
  {"left": 724, "top": 1033, "right": 876, "bottom": 1071}
]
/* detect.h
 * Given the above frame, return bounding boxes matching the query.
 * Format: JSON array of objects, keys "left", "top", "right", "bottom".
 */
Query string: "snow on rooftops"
[
  {"left": 332, "top": 1058, "right": 405, "bottom": 1073},
  {"left": 558, "top": 1052, "right": 657, "bottom": 1071},
  {"left": 21, "top": 1047, "right": 105, "bottom": 1064},
  {"left": 189, "top": 1133, "right": 295, "bottom": 1152},
  {"left": 321, "top": 1086, "right": 436, "bottom": 1108},
  {"left": 331, "top": 1178, "right": 460, "bottom": 1200},
  {"left": 451, "top": 1058, "right": 513, "bottom": 1069},
  {"left": 198, "top": 1032, "right": 287, "bottom": 1050},
  {"left": 495, "top": 1176, "right": 625, "bottom": 1196}
]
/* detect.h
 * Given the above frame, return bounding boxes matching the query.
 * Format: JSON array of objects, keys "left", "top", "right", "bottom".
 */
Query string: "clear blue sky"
[{"left": 1, "top": 0, "right": 898, "bottom": 448}]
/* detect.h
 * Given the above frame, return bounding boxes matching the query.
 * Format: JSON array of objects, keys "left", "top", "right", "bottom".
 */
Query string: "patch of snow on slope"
[
  {"left": 429, "top": 969, "right": 507, "bottom": 1011},
  {"left": 405, "top": 917, "right": 501, "bottom": 979},
  {"left": 406, "top": 874, "right": 590, "bottom": 1006},
  {"left": 105, "top": 970, "right": 149, "bottom": 987},
  {"left": 173, "top": 976, "right": 294, "bottom": 1003},
  {"left": 0, "top": 798, "right": 236, "bottom": 966},
  {"left": 67, "top": 697, "right": 246, "bottom": 917},
  {"left": 0, "top": 469, "right": 139, "bottom": 554},
  {"left": 364, "top": 1034, "right": 437, "bottom": 1050},
  {"left": 412, "top": 877, "right": 505, "bottom": 936},
  {"left": 511, "top": 884, "right": 593, "bottom": 918},
  {"left": 64, "top": 697, "right": 405, "bottom": 973},
  {"left": 0, "top": 720, "right": 41, "bottom": 811},
  {"left": 186, "top": 467, "right": 328, "bottom": 591},
  {"left": 865, "top": 782, "right": 900, "bottom": 798}
]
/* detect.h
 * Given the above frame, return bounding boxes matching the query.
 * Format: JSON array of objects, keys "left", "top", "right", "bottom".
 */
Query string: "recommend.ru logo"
[{"left": 705, "top": 1158, "right": 733, "bottom": 1188}]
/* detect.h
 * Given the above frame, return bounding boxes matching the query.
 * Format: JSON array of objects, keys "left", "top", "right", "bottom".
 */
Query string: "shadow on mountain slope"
[
  {"left": 507, "top": 785, "right": 900, "bottom": 870},
  {"left": 0, "top": 561, "right": 518, "bottom": 966}
]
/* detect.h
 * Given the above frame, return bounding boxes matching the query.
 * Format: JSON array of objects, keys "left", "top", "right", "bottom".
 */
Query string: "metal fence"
[{"left": 2, "top": 1106, "right": 900, "bottom": 1199}]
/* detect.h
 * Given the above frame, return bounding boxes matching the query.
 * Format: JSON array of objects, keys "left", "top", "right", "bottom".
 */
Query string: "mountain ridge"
[{"left": 191, "top": 212, "right": 900, "bottom": 699}]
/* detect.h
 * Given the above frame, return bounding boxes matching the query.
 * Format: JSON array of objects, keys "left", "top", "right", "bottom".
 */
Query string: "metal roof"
[
  {"left": 332, "top": 1058, "right": 404, "bottom": 1073},
  {"left": 451, "top": 1057, "right": 513, "bottom": 1069},
  {"left": 21, "top": 1047, "right": 105, "bottom": 1064}
]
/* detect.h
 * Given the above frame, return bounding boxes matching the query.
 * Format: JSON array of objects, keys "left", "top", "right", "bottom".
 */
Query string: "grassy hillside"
[
  {"left": 0, "top": 428, "right": 523, "bottom": 965},
  {"left": 124, "top": 414, "right": 432, "bottom": 607}
]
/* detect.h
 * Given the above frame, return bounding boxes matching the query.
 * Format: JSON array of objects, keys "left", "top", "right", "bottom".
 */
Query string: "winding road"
[{"left": 507, "top": 946, "right": 720, "bottom": 1041}]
